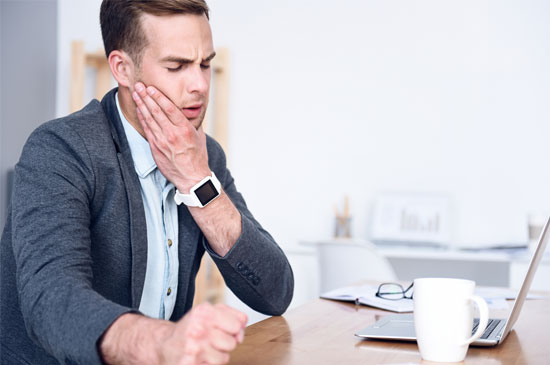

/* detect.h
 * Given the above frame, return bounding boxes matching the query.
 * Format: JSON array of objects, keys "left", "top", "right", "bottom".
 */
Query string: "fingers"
[
  {"left": 208, "top": 328, "right": 238, "bottom": 352},
  {"left": 133, "top": 82, "right": 190, "bottom": 129},
  {"left": 166, "top": 303, "right": 246, "bottom": 365},
  {"left": 236, "top": 328, "right": 245, "bottom": 344},
  {"left": 191, "top": 303, "right": 246, "bottom": 340},
  {"left": 199, "top": 347, "right": 230, "bottom": 365},
  {"left": 134, "top": 83, "right": 174, "bottom": 132},
  {"left": 183, "top": 324, "right": 234, "bottom": 365},
  {"left": 142, "top": 83, "right": 190, "bottom": 125},
  {"left": 213, "top": 303, "right": 248, "bottom": 329},
  {"left": 133, "top": 89, "right": 165, "bottom": 142},
  {"left": 133, "top": 82, "right": 199, "bottom": 155}
]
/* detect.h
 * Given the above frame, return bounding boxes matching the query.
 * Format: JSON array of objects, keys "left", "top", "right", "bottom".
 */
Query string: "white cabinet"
[
  {"left": 379, "top": 247, "right": 550, "bottom": 291},
  {"left": 510, "top": 259, "right": 550, "bottom": 291},
  {"left": 285, "top": 246, "right": 320, "bottom": 308}
]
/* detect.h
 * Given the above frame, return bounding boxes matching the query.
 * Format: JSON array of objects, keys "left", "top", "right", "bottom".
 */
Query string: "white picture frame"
[{"left": 370, "top": 193, "right": 451, "bottom": 246}]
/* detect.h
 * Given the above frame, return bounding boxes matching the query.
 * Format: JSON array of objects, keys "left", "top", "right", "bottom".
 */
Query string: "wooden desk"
[{"left": 229, "top": 297, "right": 550, "bottom": 364}]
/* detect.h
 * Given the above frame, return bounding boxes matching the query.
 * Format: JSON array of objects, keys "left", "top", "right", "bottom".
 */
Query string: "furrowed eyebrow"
[
  {"left": 204, "top": 51, "right": 216, "bottom": 63},
  {"left": 160, "top": 51, "right": 216, "bottom": 64}
]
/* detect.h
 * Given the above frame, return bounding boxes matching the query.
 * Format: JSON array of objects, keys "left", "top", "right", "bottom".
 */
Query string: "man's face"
[{"left": 135, "top": 13, "right": 214, "bottom": 129}]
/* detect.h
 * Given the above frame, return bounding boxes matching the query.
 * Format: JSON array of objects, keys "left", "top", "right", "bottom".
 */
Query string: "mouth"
[{"left": 181, "top": 104, "right": 203, "bottom": 119}]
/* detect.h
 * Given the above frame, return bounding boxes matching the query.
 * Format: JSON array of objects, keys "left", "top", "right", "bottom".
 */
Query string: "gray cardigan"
[{"left": 0, "top": 88, "right": 294, "bottom": 364}]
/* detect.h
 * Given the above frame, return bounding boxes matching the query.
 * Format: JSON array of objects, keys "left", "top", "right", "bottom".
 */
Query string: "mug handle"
[{"left": 460, "top": 295, "right": 489, "bottom": 346}]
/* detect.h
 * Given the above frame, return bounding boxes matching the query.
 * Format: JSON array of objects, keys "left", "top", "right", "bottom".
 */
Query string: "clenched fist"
[{"left": 100, "top": 302, "right": 247, "bottom": 365}]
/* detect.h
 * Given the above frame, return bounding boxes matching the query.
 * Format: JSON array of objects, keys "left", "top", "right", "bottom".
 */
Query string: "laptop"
[{"left": 355, "top": 216, "right": 550, "bottom": 346}]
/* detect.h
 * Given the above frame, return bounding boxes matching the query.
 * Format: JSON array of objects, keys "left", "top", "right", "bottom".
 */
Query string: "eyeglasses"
[{"left": 375, "top": 282, "right": 414, "bottom": 300}]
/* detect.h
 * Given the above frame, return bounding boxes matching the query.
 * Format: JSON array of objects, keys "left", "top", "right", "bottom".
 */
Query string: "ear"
[{"left": 108, "top": 50, "right": 136, "bottom": 88}]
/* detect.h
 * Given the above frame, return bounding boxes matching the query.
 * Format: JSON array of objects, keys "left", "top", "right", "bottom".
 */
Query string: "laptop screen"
[{"left": 501, "top": 216, "right": 550, "bottom": 338}]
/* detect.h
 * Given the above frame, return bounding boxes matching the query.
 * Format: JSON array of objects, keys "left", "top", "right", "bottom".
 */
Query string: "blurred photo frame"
[{"left": 370, "top": 193, "right": 451, "bottom": 247}]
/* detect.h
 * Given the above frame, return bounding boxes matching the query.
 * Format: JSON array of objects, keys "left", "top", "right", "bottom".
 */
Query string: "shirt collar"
[{"left": 116, "top": 92, "right": 157, "bottom": 178}]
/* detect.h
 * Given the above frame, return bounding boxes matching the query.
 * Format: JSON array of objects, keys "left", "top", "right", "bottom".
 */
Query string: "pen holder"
[{"left": 334, "top": 216, "right": 352, "bottom": 238}]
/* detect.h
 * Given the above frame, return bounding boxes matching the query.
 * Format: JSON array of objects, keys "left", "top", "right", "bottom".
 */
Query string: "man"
[{"left": 0, "top": 0, "right": 294, "bottom": 364}]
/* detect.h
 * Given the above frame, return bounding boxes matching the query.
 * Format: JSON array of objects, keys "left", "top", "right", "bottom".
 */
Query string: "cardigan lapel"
[{"left": 101, "top": 88, "right": 148, "bottom": 308}]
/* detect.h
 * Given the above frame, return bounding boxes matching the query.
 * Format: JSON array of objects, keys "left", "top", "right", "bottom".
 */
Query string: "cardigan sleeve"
[{"left": 11, "top": 122, "right": 134, "bottom": 364}]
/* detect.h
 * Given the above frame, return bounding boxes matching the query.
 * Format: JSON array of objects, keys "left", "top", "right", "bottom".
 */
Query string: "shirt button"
[
  {"left": 167, "top": 287, "right": 172, "bottom": 296},
  {"left": 168, "top": 239, "right": 173, "bottom": 247}
]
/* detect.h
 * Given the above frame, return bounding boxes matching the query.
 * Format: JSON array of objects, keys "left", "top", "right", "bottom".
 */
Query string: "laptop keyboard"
[{"left": 472, "top": 318, "right": 502, "bottom": 339}]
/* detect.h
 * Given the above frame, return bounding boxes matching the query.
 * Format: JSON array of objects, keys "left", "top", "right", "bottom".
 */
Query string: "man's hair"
[{"left": 100, "top": 0, "right": 209, "bottom": 68}]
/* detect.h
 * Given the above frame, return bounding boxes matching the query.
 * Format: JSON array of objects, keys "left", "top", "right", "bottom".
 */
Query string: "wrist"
[
  {"left": 175, "top": 169, "right": 212, "bottom": 193},
  {"left": 100, "top": 313, "right": 173, "bottom": 364}
]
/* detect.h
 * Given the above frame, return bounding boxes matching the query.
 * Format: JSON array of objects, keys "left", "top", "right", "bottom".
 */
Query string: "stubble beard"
[{"left": 192, "top": 103, "right": 207, "bottom": 130}]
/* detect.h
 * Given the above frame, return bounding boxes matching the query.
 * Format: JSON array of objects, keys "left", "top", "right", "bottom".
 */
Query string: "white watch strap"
[{"left": 174, "top": 171, "right": 221, "bottom": 207}]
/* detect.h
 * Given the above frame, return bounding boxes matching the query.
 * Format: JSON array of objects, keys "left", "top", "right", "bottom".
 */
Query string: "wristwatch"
[{"left": 174, "top": 171, "right": 221, "bottom": 207}]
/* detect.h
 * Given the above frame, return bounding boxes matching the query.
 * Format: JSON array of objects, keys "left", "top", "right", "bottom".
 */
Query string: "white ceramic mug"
[{"left": 413, "top": 278, "right": 489, "bottom": 363}]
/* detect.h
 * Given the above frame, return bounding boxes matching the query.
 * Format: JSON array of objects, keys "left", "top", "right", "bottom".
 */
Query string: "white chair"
[{"left": 314, "top": 239, "right": 397, "bottom": 293}]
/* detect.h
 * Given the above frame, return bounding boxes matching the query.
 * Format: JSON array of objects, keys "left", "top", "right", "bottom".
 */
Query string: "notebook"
[{"left": 320, "top": 285, "right": 413, "bottom": 312}]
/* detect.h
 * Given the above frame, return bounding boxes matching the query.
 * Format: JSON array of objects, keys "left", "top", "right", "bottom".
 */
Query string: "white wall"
[
  {"left": 206, "top": 0, "right": 550, "bottom": 248},
  {"left": 56, "top": 1, "right": 550, "bottom": 311},
  {"left": 2, "top": 0, "right": 57, "bottom": 228}
]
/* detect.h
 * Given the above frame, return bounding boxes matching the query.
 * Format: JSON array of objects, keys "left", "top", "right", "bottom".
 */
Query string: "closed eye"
[{"left": 167, "top": 65, "right": 183, "bottom": 72}]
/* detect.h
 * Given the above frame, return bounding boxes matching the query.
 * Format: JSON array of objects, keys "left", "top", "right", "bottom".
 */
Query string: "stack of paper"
[{"left": 320, "top": 284, "right": 413, "bottom": 313}]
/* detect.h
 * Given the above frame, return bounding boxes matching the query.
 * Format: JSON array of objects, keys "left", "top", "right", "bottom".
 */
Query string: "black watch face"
[{"left": 195, "top": 179, "right": 219, "bottom": 206}]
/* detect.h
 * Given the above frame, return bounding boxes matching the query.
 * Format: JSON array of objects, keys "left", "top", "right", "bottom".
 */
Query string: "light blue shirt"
[{"left": 116, "top": 93, "right": 179, "bottom": 320}]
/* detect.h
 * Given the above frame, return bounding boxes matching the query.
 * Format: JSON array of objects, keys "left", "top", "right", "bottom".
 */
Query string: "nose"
[{"left": 186, "top": 64, "right": 209, "bottom": 95}]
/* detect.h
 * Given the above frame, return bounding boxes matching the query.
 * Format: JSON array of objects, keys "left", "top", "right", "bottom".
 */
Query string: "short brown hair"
[{"left": 100, "top": 0, "right": 209, "bottom": 67}]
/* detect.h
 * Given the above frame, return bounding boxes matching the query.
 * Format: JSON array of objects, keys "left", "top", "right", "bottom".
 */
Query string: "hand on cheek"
[{"left": 132, "top": 82, "right": 211, "bottom": 192}]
